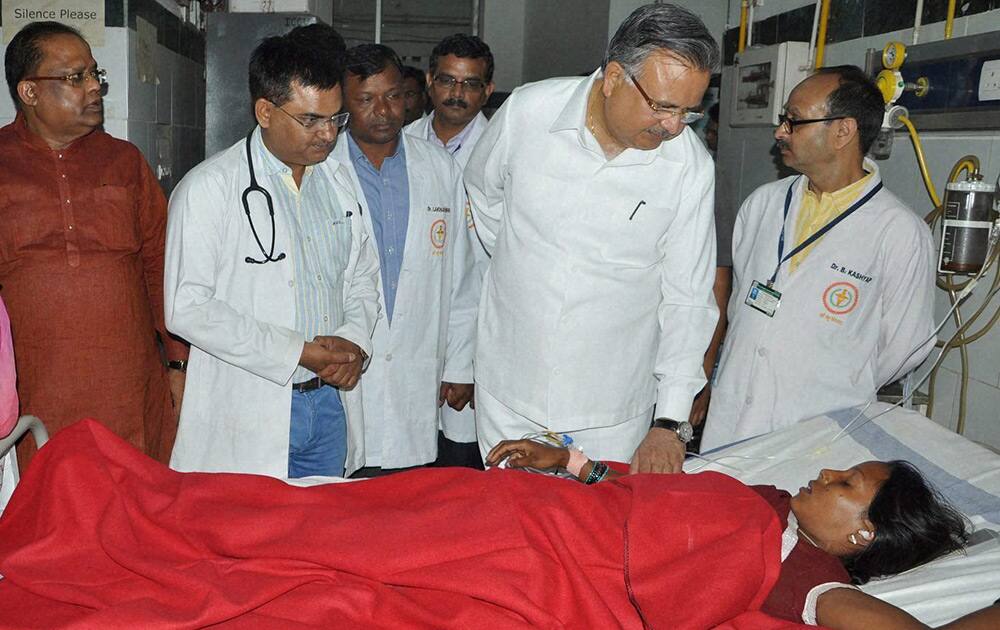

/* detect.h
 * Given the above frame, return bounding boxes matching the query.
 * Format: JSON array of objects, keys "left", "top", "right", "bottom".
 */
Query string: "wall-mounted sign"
[{"left": 3, "top": 0, "right": 105, "bottom": 46}]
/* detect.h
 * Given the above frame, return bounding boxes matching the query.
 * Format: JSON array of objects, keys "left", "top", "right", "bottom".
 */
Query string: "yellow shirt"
[{"left": 791, "top": 171, "right": 874, "bottom": 272}]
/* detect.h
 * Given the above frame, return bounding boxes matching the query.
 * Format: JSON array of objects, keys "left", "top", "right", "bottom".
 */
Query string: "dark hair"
[
  {"left": 429, "top": 33, "right": 494, "bottom": 83},
  {"left": 842, "top": 461, "right": 968, "bottom": 585},
  {"left": 604, "top": 3, "right": 719, "bottom": 75},
  {"left": 401, "top": 65, "right": 425, "bottom": 87},
  {"left": 708, "top": 102, "right": 720, "bottom": 124},
  {"left": 5, "top": 21, "right": 83, "bottom": 109},
  {"left": 813, "top": 65, "right": 885, "bottom": 156},
  {"left": 248, "top": 32, "right": 343, "bottom": 107},
  {"left": 344, "top": 44, "right": 403, "bottom": 82},
  {"left": 287, "top": 23, "right": 346, "bottom": 57}
]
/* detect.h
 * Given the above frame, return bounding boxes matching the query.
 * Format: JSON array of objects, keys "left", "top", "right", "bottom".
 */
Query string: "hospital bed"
[
  {"left": 0, "top": 405, "right": 997, "bottom": 626},
  {"left": 0, "top": 415, "right": 47, "bottom": 515},
  {"left": 684, "top": 402, "right": 1000, "bottom": 626}
]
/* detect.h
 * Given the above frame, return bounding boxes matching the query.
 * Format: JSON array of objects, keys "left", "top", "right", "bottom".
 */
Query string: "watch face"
[{"left": 677, "top": 422, "right": 694, "bottom": 443}]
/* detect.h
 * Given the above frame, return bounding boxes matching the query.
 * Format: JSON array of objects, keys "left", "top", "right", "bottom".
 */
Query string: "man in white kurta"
[
  {"left": 464, "top": 4, "right": 721, "bottom": 472},
  {"left": 404, "top": 33, "right": 494, "bottom": 468},
  {"left": 165, "top": 33, "right": 380, "bottom": 478},
  {"left": 702, "top": 66, "right": 935, "bottom": 451}
]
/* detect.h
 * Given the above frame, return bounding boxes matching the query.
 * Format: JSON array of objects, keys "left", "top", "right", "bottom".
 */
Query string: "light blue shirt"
[
  {"left": 253, "top": 129, "right": 351, "bottom": 384},
  {"left": 424, "top": 112, "right": 477, "bottom": 156},
  {"left": 347, "top": 132, "right": 410, "bottom": 323}
]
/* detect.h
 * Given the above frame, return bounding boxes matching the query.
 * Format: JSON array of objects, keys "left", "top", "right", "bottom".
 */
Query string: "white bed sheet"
[{"left": 685, "top": 402, "right": 1000, "bottom": 626}]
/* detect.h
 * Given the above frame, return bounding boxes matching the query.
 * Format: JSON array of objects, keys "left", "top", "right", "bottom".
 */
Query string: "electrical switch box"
[{"left": 731, "top": 42, "right": 811, "bottom": 127}]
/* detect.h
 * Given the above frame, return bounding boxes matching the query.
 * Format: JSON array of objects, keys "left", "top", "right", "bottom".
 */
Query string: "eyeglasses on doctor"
[
  {"left": 24, "top": 67, "right": 107, "bottom": 88},
  {"left": 776, "top": 113, "right": 846, "bottom": 133},
  {"left": 272, "top": 103, "right": 350, "bottom": 131},
  {"left": 432, "top": 74, "right": 487, "bottom": 93},
  {"left": 627, "top": 72, "right": 704, "bottom": 124}
]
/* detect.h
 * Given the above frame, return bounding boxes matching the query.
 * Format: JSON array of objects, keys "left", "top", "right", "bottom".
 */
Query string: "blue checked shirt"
[{"left": 346, "top": 133, "right": 410, "bottom": 323}]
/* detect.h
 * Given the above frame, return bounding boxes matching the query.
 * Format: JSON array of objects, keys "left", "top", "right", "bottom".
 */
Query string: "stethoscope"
[{"left": 242, "top": 131, "right": 286, "bottom": 264}]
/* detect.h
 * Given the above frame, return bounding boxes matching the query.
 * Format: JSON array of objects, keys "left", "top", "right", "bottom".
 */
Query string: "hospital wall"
[
  {"left": 713, "top": 1, "right": 1000, "bottom": 450},
  {"left": 522, "top": 0, "right": 610, "bottom": 82},
  {"left": 0, "top": 0, "right": 206, "bottom": 193},
  {"left": 482, "top": 0, "right": 526, "bottom": 92}
]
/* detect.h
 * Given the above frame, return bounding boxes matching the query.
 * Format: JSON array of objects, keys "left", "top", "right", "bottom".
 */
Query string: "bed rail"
[{"left": 0, "top": 415, "right": 48, "bottom": 460}]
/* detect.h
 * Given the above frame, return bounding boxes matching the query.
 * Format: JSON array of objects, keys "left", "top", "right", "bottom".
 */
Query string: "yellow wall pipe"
[
  {"left": 899, "top": 115, "right": 942, "bottom": 209},
  {"left": 814, "top": 0, "right": 832, "bottom": 69},
  {"left": 738, "top": 0, "right": 749, "bottom": 53},
  {"left": 945, "top": 0, "right": 957, "bottom": 39}
]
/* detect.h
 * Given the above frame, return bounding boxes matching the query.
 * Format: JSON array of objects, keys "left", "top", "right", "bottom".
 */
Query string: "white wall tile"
[
  {"left": 962, "top": 378, "right": 1000, "bottom": 449},
  {"left": 93, "top": 27, "right": 129, "bottom": 121},
  {"left": 928, "top": 365, "right": 960, "bottom": 432},
  {"left": 103, "top": 118, "right": 128, "bottom": 142}
]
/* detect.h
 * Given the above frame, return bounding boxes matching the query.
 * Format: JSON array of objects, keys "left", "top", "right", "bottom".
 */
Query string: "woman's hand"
[{"left": 486, "top": 439, "right": 570, "bottom": 471}]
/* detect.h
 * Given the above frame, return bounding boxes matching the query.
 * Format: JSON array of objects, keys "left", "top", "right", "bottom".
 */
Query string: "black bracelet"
[
  {"left": 585, "top": 461, "right": 609, "bottom": 485},
  {"left": 167, "top": 360, "right": 187, "bottom": 373}
]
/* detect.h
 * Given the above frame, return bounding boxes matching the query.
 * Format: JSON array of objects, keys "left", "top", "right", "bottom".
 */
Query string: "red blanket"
[{"left": 0, "top": 420, "right": 808, "bottom": 629}]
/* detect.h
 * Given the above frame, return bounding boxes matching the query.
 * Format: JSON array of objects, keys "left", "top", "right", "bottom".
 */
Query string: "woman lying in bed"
[
  {"left": 1, "top": 420, "right": 993, "bottom": 629},
  {"left": 487, "top": 439, "right": 981, "bottom": 630}
]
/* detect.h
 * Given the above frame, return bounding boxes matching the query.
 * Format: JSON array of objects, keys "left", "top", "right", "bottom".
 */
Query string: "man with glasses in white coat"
[
  {"left": 701, "top": 66, "right": 935, "bottom": 450},
  {"left": 165, "top": 30, "right": 380, "bottom": 479},
  {"left": 405, "top": 33, "right": 495, "bottom": 469},
  {"left": 465, "top": 3, "right": 719, "bottom": 473}
]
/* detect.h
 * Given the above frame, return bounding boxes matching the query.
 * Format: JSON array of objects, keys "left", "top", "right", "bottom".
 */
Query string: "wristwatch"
[{"left": 652, "top": 418, "right": 694, "bottom": 443}]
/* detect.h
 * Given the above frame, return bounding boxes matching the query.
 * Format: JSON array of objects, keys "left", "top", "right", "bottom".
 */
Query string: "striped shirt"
[{"left": 252, "top": 130, "right": 352, "bottom": 383}]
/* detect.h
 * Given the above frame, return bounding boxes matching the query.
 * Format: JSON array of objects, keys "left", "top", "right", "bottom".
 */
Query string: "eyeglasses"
[
  {"left": 627, "top": 72, "right": 704, "bottom": 124},
  {"left": 777, "top": 113, "right": 846, "bottom": 133},
  {"left": 23, "top": 68, "right": 106, "bottom": 88},
  {"left": 432, "top": 74, "right": 487, "bottom": 93},
  {"left": 273, "top": 104, "right": 350, "bottom": 131}
]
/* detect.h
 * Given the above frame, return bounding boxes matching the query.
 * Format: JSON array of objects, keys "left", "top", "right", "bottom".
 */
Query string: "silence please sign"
[{"left": 4, "top": 0, "right": 105, "bottom": 46}]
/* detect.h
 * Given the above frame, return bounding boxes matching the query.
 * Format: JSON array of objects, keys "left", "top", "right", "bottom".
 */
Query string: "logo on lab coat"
[
  {"left": 822, "top": 281, "right": 859, "bottom": 315},
  {"left": 464, "top": 200, "right": 475, "bottom": 230},
  {"left": 430, "top": 219, "right": 447, "bottom": 251}
]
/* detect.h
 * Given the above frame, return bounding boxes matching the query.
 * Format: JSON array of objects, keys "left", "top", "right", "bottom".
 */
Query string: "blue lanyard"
[{"left": 769, "top": 176, "right": 883, "bottom": 285}]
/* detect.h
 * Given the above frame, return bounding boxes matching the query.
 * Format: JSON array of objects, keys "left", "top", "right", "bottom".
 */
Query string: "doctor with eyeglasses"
[{"left": 164, "top": 30, "right": 380, "bottom": 479}]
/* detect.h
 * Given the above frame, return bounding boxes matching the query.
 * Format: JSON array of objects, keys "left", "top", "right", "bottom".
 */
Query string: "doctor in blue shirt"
[{"left": 330, "top": 44, "right": 478, "bottom": 476}]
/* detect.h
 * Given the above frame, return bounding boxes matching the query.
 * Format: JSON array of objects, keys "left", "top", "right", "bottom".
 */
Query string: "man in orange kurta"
[{"left": 0, "top": 21, "right": 187, "bottom": 471}]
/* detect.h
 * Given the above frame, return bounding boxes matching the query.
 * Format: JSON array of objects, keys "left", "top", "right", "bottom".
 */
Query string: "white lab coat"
[
  {"left": 404, "top": 112, "right": 489, "bottom": 443},
  {"left": 404, "top": 111, "right": 488, "bottom": 173},
  {"left": 702, "top": 162, "right": 936, "bottom": 451},
  {"left": 164, "top": 130, "right": 381, "bottom": 477},
  {"left": 464, "top": 70, "right": 718, "bottom": 437},
  {"left": 329, "top": 134, "right": 478, "bottom": 467}
]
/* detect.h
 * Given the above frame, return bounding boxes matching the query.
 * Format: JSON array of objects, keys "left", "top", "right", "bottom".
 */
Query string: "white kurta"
[
  {"left": 330, "top": 134, "right": 478, "bottom": 467},
  {"left": 464, "top": 70, "right": 718, "bottom": 442},
  {"left": 164, "top": 130, "right": 381, "bottom": 477},
  {"left": 405, "top": 112, "right": 489, "bottom": 443},
  {"left": 702, "top": 161, "right": 936, "bottom": 451}
]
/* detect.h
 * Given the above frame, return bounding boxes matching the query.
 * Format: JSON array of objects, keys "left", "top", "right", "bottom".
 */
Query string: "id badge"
[{"left": 745, "top": 280, "right": 781, "bottom": 317}]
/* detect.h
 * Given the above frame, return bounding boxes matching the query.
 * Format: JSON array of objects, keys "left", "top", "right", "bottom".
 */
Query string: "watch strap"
[{"left": 652, "top": 418, "right": 693, "bottom": 443}]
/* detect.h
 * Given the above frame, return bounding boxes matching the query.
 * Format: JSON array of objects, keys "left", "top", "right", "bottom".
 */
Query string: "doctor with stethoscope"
[{"left": 164, "top": 32, "right": 381, "bottom": 478}]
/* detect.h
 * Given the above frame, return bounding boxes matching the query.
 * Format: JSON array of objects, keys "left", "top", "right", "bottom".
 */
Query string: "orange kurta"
[{"left": 0, "top": 115, "right": 187, "bottom": 471}]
